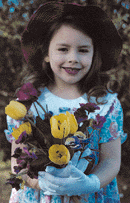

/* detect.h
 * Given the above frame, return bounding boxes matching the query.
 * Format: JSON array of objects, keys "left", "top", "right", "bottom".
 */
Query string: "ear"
[{"left": 44, "top": 56, "right": 50, "bottom": 63}]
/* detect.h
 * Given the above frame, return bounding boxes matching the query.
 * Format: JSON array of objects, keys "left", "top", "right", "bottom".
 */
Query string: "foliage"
[{"left": 0, "top": 0, "right": 130, "bottom": 173}]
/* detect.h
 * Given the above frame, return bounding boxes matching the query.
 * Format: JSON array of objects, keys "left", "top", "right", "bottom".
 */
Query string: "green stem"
[
  {"left": 72, "top": 196, "right": 81, "bottom": 203},
  {"left": 26, "top": 117, "right": 48, "bottom": 146},
  {"left": 43, "top": 161, "right": 52, "bottom": 167},
  {"left": 46, "top": 104, "right": 48, "bottom": 114},
  {"left": 10, "top": 170, "right": 28, "bottom": 177},
  {"left": 27, "top": 142, "right": 47, "bottom": 156},
  {"left": 33, "top": 102, "right": 40, "bottom": 117},
  {"left": 36, "top": 101, "right": 47, "bottom": 115}
]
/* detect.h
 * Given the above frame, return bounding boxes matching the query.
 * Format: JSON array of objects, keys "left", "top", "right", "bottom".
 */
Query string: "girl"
[{"left": 5, "top": 2, "right": 127, "bottom": 203}]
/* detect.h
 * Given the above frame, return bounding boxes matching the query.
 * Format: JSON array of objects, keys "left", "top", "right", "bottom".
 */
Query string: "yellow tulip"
[
  {"left": 50, "top": 112, "right": 78, "bottom": 139},
  {"left": 50, "top": 114, "right": 70, "bottom": 139},
  {"left": 66, "top": 111, "right": 78, "bottom": 134},
  {"left": 12, "top": 122, "right": 32, "bottom": 140},
  {"left": 5, "top": 101, "right": 27, "bottom": 120},
  {"left": 49, "top": 144, "right": 70, "bottom": 165}
]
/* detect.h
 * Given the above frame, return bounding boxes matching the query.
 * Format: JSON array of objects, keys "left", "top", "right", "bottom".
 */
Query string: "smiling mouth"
[
  {"left": 62, "top": 67, "right": 81, "bottom": 71},
  {"left": 62, "top": 67, "right": 81, "bottom": 75}
]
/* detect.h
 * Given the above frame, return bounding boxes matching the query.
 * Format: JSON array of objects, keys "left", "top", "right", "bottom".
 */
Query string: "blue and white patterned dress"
[{"left": 5, "top": 87, "right": 127, "bottom": 203}]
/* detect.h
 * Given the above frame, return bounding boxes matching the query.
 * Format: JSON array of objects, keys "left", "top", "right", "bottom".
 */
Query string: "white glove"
[
  {"left": 39, "top": 162, "right": 100, "bottom": 196},
  {"left": 45, "top": 148, "right": 92, "bottom": 176},
  {"left": 71, "top": 148, "right": 91, "bottom": 172},
  {"left": 38, "top": 172, "right": 56, "bottom": 193},
  {"left": 38, "top": 148, "right": 93, "bottom": 195}
]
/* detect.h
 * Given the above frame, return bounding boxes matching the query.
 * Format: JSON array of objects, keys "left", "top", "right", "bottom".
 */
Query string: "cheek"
[
  {"left": 82, "top": 57, "right": 93, "bottom": 67},
  {"left": 50, "top": 51, "right": 64, "bottom": 63},
  {"left": 83, "top": 51, "right": 94, "bottom": 66}
]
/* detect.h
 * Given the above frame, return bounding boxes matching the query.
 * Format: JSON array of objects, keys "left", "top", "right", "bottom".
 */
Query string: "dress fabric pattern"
[{"left": 4, "top": 87, "right": 127, "bottom": 203}]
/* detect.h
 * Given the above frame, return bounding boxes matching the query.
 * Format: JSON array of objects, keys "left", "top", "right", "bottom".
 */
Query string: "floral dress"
[{"left": 4, "top": 87, "right": 127, "bottom": 203}]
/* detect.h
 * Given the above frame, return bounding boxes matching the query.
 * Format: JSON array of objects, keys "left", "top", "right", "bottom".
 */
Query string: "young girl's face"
[{"left": 45, "top": 24, "right": 94, "bottom": 87}]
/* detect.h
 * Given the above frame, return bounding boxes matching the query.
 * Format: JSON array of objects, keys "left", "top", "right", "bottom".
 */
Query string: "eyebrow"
[{"left": 56, "top": 43, "right": 91, "bottom": 48}]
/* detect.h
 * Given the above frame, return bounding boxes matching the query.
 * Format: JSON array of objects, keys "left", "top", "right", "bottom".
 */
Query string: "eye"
[
  {"left": 58, "top": 48, "right": 68, "bottom": 52},
  {"left": 79, "top": 49, "right": 89, "bottom": 53}
]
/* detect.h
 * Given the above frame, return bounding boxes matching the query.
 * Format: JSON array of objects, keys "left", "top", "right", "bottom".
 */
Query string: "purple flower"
[
  {"left": 27, "top": 169, "right": 38, "bottom": 179},
  {"left": 76, "top": 116, "right": 88, "bottom": 124},
  {"left": 17, "top": 153, "right": 28, "bottom": 162},
  {"left": 23, "top": 147, "right": 31, "bottom": 156},
  {"left": 14, "top": 158, "right": 28, "bottom": 173},
  {"left": 15, "top": 131, "right": 27, "bottom": 144},
  {"left": 74, "top": 108, "right": 88, "bottom": 124},
  {"left": 14, "top": 166, "right": 23, "bottom": 174},
  {"left": 31, "top": 152, "right": 38, "bottom": 159},
  {"left": 23, "top": 147, "right": 38, "bottom": 159},
  {"left": 16, "top": 82, "right": 38, "bottom": 101},
  {"left": 80, "top": 103, "right": 100, "bottom": 113},
  {"left": 74, "top": 103, "right": 100, "bottom": 124},
  {"left": 92, "top": 114, "right": 106, "bottom": 129},
  {"left": 6, "top": 177, "right": 23, "bottom": 190},
  {"left": 17, "top": 159, "right": 27, "bottom": 167},
  {"left": 12, "top": 147, "right": 22, "bottom": 158}
]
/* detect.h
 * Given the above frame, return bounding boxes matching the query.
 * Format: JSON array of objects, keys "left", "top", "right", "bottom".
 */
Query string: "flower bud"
[{"left": 5, "top": 101, "right": 27, "bottom": 120}]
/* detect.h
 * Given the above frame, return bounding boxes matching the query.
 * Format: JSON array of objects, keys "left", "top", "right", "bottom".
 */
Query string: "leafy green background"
[{"left": 0, "top": 0, "right": 130, "bottom": 202}]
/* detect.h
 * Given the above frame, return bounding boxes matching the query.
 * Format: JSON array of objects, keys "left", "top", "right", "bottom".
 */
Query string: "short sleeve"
[
  {"left": 99, "top": 97, "right": 127, "bottom": 144},
  {"left": 4, "top": 116, "right": 23, "bottom": 143}
]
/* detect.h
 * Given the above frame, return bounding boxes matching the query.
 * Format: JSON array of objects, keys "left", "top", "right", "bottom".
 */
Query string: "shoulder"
[
  {"left": 38, "top": 87, "right": 50, "bottom": 100},
  {"left": 37, "top": 86, "right": 56, "bottom": 104},
  {"left": 98, "top": 93, "right": 127, "bottom": 144},
  {"left": 99, "top": 93, "right": 121, "bottom": 116},
  {"left": 89, "top": 93, "right": 121, "bottom": 118}
]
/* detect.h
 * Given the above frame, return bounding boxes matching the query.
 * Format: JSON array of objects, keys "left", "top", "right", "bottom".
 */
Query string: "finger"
[
  {"left": 45, "top": 166, "right": 56, "bottom": 174},
  {"left": 71, "top": 151, "right": 81, "bottom": 167},
  {"left": 43, "top": 177, "right": 68, "bottom": 194},
  {"left": 38, "top": 171, "right": 46, "bottom": 176},
  {"left": 46, "top": 162, "right": 74, "bottom": 178},
  {"left": 49, "top": 185, "right": 67, "bottom": 196},
  {"left": 38, "top": 171, "right": 68, "bottom": 188},
  {"left": 46, "top": 166, "right": 66, "bottom": 177},
  {"left": 81, "top": 148, "right": 92, "bottom": 158},
  {"left": 38, "top": 172, "right": 59, "bottom": 191},
  {"left": 44, "top": 191, "right": 60, "bottom": 196},
  {"left": 38, "top": 177, "right": 57, "bottom": 193},
  {"left": 42, "top": 172, "right": 66, "bottom": 186},
  {"left": 77, "top": 158, "right": 89, "bottom": 172},
  {"left": 69, "top": 166, "right": 84, "bottom": 178}
]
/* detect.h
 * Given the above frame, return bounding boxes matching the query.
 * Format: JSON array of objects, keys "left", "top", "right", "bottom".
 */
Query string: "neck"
[{"left": 47, "top": 82, "right": 83, "bottom": 99}]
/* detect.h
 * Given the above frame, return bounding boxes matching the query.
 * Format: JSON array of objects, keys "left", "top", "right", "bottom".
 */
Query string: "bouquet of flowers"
[{"left": 5, "top": 83, "right": 106, "bottom": 191}]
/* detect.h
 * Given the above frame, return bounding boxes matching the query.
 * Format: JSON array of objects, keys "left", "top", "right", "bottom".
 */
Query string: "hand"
[
  {"left": 39, "top": 162, "right": 100, "bottom": 196},
  {"left": 38, "top": 148, "right": 92, "bottom": 194},
  {"left": 71, "top": 148, "right": 92, "bottom": 172},
  {"left": 22, "top": 174, "right": 41, "bottom": 190},
  {"left": 45, "top": 148, "right": 92, "bottom": 176},
  {"left": 38, "top": 172, "right": 57, "bottom": 193}
]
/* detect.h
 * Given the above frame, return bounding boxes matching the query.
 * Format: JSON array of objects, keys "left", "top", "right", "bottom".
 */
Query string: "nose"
[{"left": 67, "top": 50, "right": 79, "bottom": 64}]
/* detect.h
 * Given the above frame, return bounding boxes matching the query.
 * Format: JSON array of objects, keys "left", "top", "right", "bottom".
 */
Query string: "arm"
[
  {"left": 11, "top": 140, "right": 40, "bottom": 190},
  {"left": 11, "top": 140, "right": 58, "bottom": 193},
  {"left": 91, "top": 137, "right": 121, "bottom": 188}
]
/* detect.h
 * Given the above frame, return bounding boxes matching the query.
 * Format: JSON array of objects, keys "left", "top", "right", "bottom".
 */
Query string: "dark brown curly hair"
[{"left": 20, "top": 3, "right": 122, "bottom": 103}]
